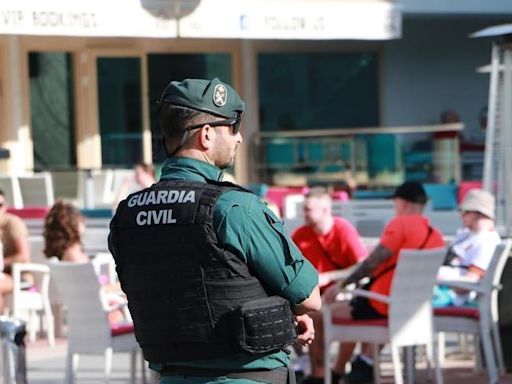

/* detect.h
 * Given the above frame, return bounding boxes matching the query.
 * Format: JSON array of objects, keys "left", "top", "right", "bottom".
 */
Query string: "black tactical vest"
[{"left": 110, "top": 179, "right": 278, "bottom": 362}]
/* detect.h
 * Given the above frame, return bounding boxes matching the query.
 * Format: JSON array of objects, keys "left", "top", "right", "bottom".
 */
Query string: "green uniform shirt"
[{"left": 152, "top": 156, "right": 318, "bottom": 383}]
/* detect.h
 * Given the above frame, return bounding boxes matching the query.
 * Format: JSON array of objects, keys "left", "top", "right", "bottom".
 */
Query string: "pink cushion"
[
  {"left": 434, "top": 307, "right": 480, "bottom": 320},
  {"left": 266, "top": 186, "right": 309, "bottom": 214},
  {"left": 457, "top": 181, "right": 482, "bottom": 203},
  {"left": 111, "top": 322, "right": 134, "bottom": 336},
  {"left": 332, "top": 316, "right": 388, "bottom": 327}
]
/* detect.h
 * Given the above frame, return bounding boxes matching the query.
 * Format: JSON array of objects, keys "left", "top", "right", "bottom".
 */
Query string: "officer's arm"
[
  {"left": 215, "top": 194, "right": 321, "bottom": 313},
  {"left": 293, "top": 285, "right": 321, "bottom": 315}
]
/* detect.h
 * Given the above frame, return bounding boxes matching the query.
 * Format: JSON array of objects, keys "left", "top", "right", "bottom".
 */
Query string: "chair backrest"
[
  {"left": 92, "top": 252, "right": 117, "bottom": 285},
  {"left": 480, "top": 239, "right": 512, "bottom": 289},
  {"left": 92, "top": 169, "right": 115, "bottom": 207},
  {"left": 110, "top": 169, "right": 134, "bottom": 199},
  {"left": 82, "top": 227, "right": 111, "bottom": 255},
  {"left": 29, "top": 236, "right": 46, "bottom": 264},
  {"left": 51, "top": 170, "right": 81, "bottom": 206},
  {"left": 29, "top": 237, "right": 63, "bottom": 306},
  {"left": 18, "top": 173, "right": 55, "bottom": 207},
  {"left": 388, "top": 247, "right": 447, "bottom": 347},
  {"left": 0, "top": 175, "right": 23, "bottom": 208},
  {"left": 480, "top": 239, "right": 512, "bottom": 319},
  {"left": 49, "top": 262, "right": 111, "bottom": 349}
]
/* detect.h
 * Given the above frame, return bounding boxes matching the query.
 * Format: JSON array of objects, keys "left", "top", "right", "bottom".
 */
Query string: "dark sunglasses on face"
[{"left": 185, "top": 114, "right": 242, "bottom": 134}]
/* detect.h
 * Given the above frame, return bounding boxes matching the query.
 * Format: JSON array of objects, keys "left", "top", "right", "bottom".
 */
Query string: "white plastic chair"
[
  {"left": 434, "top": 239, "right": 512, "bottom": 384},
  {"left": 3, "top": 262, "right": 55, "bottom": 346},
  {"left": 323, "top": 247, "right": 447, "bottom": 384},
  {"left": 82, "top": 227, "right": 111, "bottom": 255},
  {"left": 51, "top": 170, "right": 82, "bottom": 207},
  {"left": 28, "top": 236, "right": 66, "bottom": 338},
  {"left": 17, "top": 172, "right": 55, "bottom": 207},
  {"left": 0, "top": 175, "right": 23, "bottom": 208},
  {"left": 49, "top": 262, "right": 144, "bottom": 384}
]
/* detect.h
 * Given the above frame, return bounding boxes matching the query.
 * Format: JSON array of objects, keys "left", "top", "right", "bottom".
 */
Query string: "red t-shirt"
[
  {"left": 369, "top": 214, "right": 445, "bottom": 315},
  {"left": 292, "top": 217, "right": 368, "bottom": 277}
]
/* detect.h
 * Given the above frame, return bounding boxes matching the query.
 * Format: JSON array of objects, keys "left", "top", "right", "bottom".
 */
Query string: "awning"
[{"left": 0, "top": 0, "right": 401, "bottom": 40}]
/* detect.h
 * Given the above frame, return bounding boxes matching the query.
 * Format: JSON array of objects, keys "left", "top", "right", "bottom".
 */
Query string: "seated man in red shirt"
[
  {"left": 323, "top": 181, "right": 445, "bottom": 384},
  {"left": 292, "top": 187, "right": 368, "bottom": 384}
]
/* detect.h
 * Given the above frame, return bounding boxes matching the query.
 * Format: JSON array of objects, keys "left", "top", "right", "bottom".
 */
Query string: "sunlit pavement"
[
  {"left": 26, "top": 338, "right": 150, "bottom": 383},
  {"left": 25, "top": 338, "right": 512, "bottom": 383}
]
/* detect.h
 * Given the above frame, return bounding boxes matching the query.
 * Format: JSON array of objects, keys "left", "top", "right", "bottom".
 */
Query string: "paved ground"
[{"left": 21, "top": 338, "right": 512, "bottom": 383}]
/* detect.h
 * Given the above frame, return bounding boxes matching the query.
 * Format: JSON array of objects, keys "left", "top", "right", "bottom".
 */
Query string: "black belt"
[{"left": 160, "top": 365, "right": 296, "bottom": 384}]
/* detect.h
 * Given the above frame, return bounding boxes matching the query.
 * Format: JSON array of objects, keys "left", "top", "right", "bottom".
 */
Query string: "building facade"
[{"left": 0, "top": 0, "right": 510, "bottom": 187}]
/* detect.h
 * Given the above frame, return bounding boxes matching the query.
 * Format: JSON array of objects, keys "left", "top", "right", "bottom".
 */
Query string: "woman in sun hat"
[{"left": 434, "top": 188, "right": 501, "bottom": 307}]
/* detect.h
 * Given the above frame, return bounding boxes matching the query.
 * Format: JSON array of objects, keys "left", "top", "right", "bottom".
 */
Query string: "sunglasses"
[{"left": 185, "top": 114, "right": 242, "bottom": 134}]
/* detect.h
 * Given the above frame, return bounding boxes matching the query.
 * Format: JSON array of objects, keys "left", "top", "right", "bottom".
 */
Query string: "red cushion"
[
  {"left": 7, "top": 207, "right": 49, "bottom": 219},
  {"left": 111, "top": 322, "right": 134, "bottom": 336},
  {"left": 434, "top": 307, "right": 480, "bottom": 320},
  {"left": 332, "top": 316, "right": 388, "bottom": 327}
]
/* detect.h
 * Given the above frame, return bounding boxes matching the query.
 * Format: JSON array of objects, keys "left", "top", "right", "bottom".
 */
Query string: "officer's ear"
[{"left": 199, "top": 124, "right": 215, "bottom": 150}]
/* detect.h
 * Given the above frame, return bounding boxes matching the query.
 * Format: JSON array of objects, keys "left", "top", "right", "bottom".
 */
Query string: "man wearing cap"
[
  {"left": 434, "top": 188, "right": 501, "bottom": 307},
  {"left": 109, "top": 78, "right": 321, "bottom": 384},
  {"left": 318, "top": 181, "right": 445, "bottom": 384}
]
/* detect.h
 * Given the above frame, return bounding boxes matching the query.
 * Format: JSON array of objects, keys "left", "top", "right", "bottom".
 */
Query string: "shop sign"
[
  {"left": 179, "top": 0, "right": 402, "bottom": 40},
  {"left": 0, "top": 0, "right": 401, "bottom": 40},
  {"left": 0, "top": 0, "right": 178, "bottom": 37}
]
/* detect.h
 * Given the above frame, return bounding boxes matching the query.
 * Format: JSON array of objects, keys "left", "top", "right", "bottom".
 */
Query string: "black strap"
[
  {"left": 161, "top": 365, "right": 296, "bottom": 384},
  {"left": 418, "top": 226, "right": 434, "bottom": 250},
  {"left": 370, "top": 225, "right": 434, "bottom": 283}
]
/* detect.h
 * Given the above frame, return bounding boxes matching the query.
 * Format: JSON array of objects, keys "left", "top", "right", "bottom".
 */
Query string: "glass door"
[
  {"left": 96, "top": 57, "right": 143, "bottom": 167},
  {"left": 28, "top": 51, "right": 76, "bottom": 170}
]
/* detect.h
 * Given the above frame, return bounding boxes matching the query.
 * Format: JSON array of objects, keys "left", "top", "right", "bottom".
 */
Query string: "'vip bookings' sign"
[{"left": 0, "top": 0, "right": 178, "bottom": 37}]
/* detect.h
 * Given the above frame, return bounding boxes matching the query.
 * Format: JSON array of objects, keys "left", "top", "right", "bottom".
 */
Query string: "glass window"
[
  {"left": 97, "top": 57, "right": 143, "bottom": 167},
  {"left": 259, "top": 131, "right": 459, "bottom": 189},
  {"left": 147, "top": 53, "right": 232, "bottom": 163},
  {"left": 29, "top": 52, "right": 75, "bottom": 170},
  {"left": 258, "top": 52, "right": 379, "bottom": 131}
]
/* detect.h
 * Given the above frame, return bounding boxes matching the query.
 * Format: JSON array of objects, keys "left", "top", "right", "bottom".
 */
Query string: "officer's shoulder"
[{"left": 217, "top": 188, "right": 262, "bottom": 209}]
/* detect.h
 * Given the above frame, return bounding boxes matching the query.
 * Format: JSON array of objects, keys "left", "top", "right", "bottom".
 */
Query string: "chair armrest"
[
  {"left": 11, "top": 262, "right": 50, "bottom": 290},
  {"left": 319, "top": 264, "right": 359, "bottom": 285},
  {"left": 12, "top": 262, "right": 50, "bottom": 274},
  {"left": 106, "top": 300, "right": 128, "bottom": 313},
  {"left": 349, "top": 288, "right": 391, "bottom": 304},
  {"left": 437, "top": 279, "right": 486, "bottom": 294}
]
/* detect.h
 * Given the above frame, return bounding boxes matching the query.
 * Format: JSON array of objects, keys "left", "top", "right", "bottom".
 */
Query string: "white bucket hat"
[{"left": 459, "top": 188, "right": 495, "bottom": 219}]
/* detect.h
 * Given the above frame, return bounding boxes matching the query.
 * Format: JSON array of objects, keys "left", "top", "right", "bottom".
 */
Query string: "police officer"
[{"left": 109, "top": 78, "right": 321, "bottom": 384}]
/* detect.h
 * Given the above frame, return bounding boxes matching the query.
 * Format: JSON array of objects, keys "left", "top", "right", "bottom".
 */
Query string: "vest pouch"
[{"left": 231, "top": 296, "right": 297, "bottom": 354}]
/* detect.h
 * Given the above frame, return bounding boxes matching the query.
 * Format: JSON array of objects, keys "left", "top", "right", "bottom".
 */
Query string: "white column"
[
  {"left": 5, "top": 35, "right": 32, "bottom": 174},
  {"left": 237, "top": 39, "right": 259, "bottom": 185}
]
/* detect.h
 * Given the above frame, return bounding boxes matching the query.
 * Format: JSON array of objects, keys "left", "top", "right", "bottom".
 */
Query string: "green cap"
[{"left": 159, "top": 78, "right": 245, "bottom": 118}]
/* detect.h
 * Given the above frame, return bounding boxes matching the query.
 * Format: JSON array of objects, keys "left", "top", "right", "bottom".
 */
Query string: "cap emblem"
[{"left": 213, "top": 84, "right": 227, "bottom": 107}]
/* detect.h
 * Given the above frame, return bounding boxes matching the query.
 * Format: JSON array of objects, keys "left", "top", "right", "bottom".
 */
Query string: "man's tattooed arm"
[{"left": 342, "top": 244, "right": 393, "bottom": 286}]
